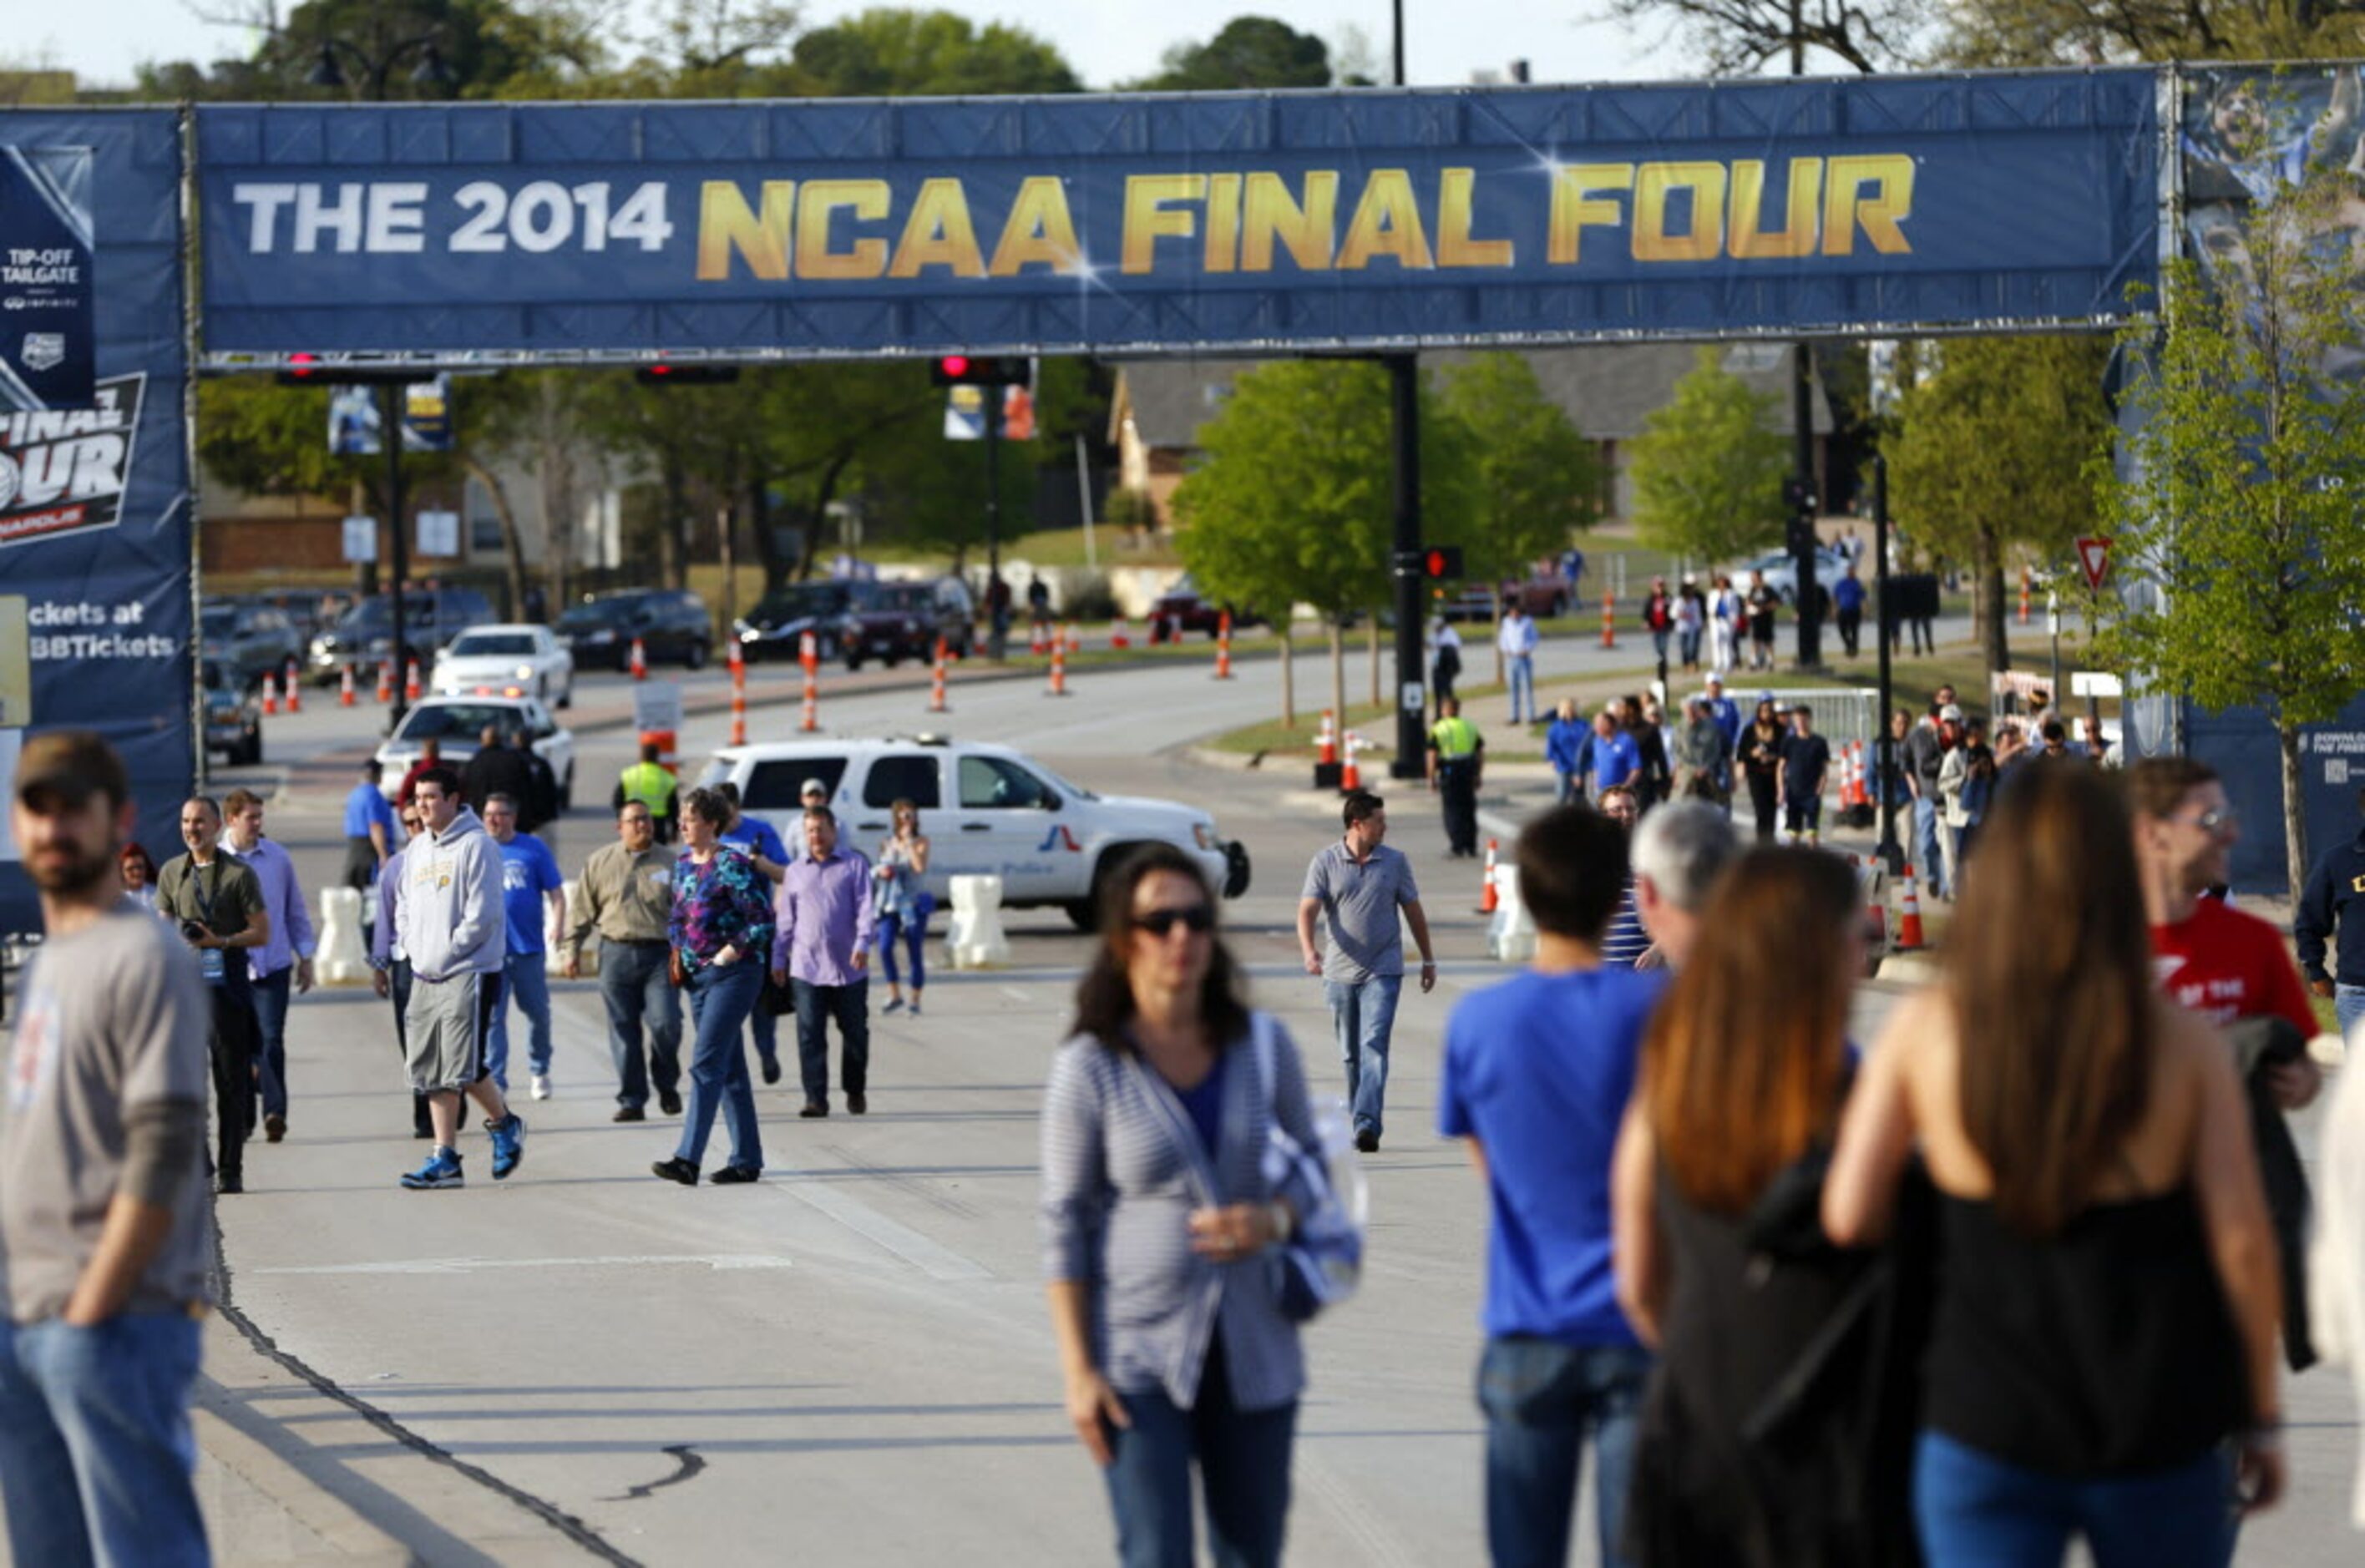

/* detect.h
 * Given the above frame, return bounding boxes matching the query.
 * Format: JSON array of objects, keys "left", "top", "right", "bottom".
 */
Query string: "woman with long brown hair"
[
  {"left": 1823, "top": 763, "right": 2284, "bottom": 1565},
  {"left": 1613, "top": 847, "right": 1909, "bottom": 1565}
]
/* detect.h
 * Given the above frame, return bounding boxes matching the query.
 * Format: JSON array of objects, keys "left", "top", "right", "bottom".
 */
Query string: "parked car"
[
  {"left": 306, "top": 587, "right": 498, "bottom": 684},
  {"left": 200, "top": 600, "right": 306, "bottom": 690},
  {"left": 839, "top": 578, "right": 977, "bottom": 669},
  {"left": 698, "top": 736, "right": 1248, "bottom": 929},
  {"left": 734, "top": 581, "right": 858, "bottom": 664},
  {"left": 433, "top": 624, "right": 575, "bottom": 708},
  {"left": 1735, "top": 545, "right": 1852, "bottom": 606},
  {"left": 555, "top": 589, "right": 712, "bottom": 672},
  {"left": 374, "top": 695, "right": 575, "bottom": 810},
  {"left": 1147, "top": 574, "right": 1259, "bottom": 641},
  {"left": 200, "top": 660, "right": 262, "bottom": 766}
]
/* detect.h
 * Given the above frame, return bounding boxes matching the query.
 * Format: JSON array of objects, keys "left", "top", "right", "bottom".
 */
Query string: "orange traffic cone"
[
  {"left": 260, "top": 671, "right": 279, "bottom": 715},
  {"left": 798, "top": 631, "right": 819, "bottom": 733},
  {"left": 1317, "top": 710, "right": 1338, "bottom": 767},
  {"left": 1065, "top": 623, "right": 1082, "bottom": 655},
  {"left": 339, "top": 664, "right": 357, "bottom": 707},
  {"left": 929, "top": 637, "right": 950, "bottom": 714},
  {"left": 728, "top": 641, "right": 748, "bottom": 747},
  {"left": 1110, "top": 618, "right": 1131, "bottom": 651},
  {"left": 630, "top": 636, "right": 648, "bottom": 680},
  {"left": 1896, "top": 867, "right": 1927, "bottom": 952},
  {"left": 375, "top": 660, "right": 392, "bottom": 704},
  {"left": 404, "top": 659, "right": 422, "bottom": 702},
  {"left": 1340, "top": 731, "right": 1361, "bottom": 793},
  {"left": 1214, "top": 609, "right": 1234, "bottom": 680},
  {"left": 283, "top": 660, "right": 301, "bottom": 713},
  {"left": 1600, "top": 591, "right": 1617, "bottom": 649},
  {"left": 1030, "top": 621, "right": 1049, "bottom": 656},
  {"left": 1479, "top": 838, "right": 1501, "bottom": 914},
  {"left": 1046, "top": 629, "right": 1071, "bottom": 696}
]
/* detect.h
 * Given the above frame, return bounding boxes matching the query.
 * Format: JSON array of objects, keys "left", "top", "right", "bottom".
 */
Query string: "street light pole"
[
  {"left": 379, "top": 381, "right": 410, "bottom": 730},
  {"left": 1872, "top": 453, "right": 1902, "bottom": 873},
  {"left": 1385, "top": 3, "right": 1428, "bottom": 779}
]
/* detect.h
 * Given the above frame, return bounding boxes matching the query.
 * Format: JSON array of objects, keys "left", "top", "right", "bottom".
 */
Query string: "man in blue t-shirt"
[
  {"left": 1702, "top": 672, "right": 1742, "bottom": 754},
  {"left": 1833, "top": 564, "right": 1867, "bottom": 657},
  {"left": 484, "top": 793, "right": 565, "bottom": 1097},
  {"left": 1587, "top": 711, "right": 1640, "bottom": 803},
  {"left": 342, "top": 760, "right": 398, "bottom": 901},
  {"left": 1439, "top": 804, "right": 1665, "bottom": 1568},
  {"left": 717, "top": 781, "right": 792, "bottom": 1085}
]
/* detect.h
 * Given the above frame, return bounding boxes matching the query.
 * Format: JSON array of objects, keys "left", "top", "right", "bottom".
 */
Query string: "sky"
[{"left": 23, "top": 2, "right": 1689, "bottom": 94}]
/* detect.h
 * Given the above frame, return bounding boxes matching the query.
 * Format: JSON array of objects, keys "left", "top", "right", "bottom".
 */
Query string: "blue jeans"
[
  {"left": 1678, "top": 628, "right": 1701, "bottom": 666},
  {"left": 744, "top": 991, "right": 778, "bottom": 1072},
  {"left": 488, "top": 949, "right": 553, "bottom": 1087},
  {"left": 2337, "top": 982, "right": 2365, "bottom": 1043},
  {"left": 793, "top": 977, "right": 871, "bottom": 1100},
  {"left": 877, "top": 911, "right": 928, "bottom": 990},
  {"left": 1507, "top": 655, "right": 1536, "bottom": 723},
  {"left": 598, "top": 943, "right": 681, "bottom": 1109},
  {"left": 1914, "top": 796, "right": 1950, "bottom": 897},
  {"left": 675, "top": 960, "right": 763, "bottom": 1171},
  {"left": 251, "top": 964, "right": 291, "bottom": 1120},
  {"left": 1477, "top": 1337, "right": 1650, "bottom": 1568},
  {"left": 1912, "top": 1429, "right": 2236, "bottom": 1568},
  {"left": 1103, "top": 1340, "right": 1295, "bottom": 1568},
  {"left": 1324, "top": 974, "right": 1401, "bottom": 1138},
  {"left": 0, "top": 1312, "right": 208, "bottom": 1568}
]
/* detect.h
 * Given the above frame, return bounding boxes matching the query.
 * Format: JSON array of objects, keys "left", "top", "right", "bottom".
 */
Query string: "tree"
[
  {"left": 2096, "top": 169, "right": 2365, "bottom": 906},
  {"left": 148, "top": 0, "right": 601, "bottom": 100},
  {"left": 1603, "top": 0, "right": 1915, "bottom": 75},
  {"left": 1627, "top": 347, "right": 1790, "bottom": 567},
  {"left": 1886, "top": 336, "right": 2112, "bottom": 673},
  {"left": 1133, "top": 17, "right": 1331, "bottom": 90},
  {"left": 787, "top": 8, "right": 1080, "bottom": 97},
  {"left": 1928, "top": 0, "right": 2364, "bottom": 68}
]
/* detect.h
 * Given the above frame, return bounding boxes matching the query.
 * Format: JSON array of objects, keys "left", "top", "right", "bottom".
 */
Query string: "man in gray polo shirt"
[
  {"left": 1, "top": 731, "right": 214, "bottom": 1566},
  {"left": 1297, "top": 790, "right": 1436, "bottom": 1153}
]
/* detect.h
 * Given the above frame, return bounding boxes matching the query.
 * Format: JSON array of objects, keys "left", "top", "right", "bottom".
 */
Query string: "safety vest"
[
  {"left": 619, "top": 760, "right": 678, "bottom": 816},
  {"left": 1431, "top": 716, "right": 1481, "bottom": 760}
]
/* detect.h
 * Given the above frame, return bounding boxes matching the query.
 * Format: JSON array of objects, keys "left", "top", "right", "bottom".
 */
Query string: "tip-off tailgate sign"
[{"left": 0, "top": 374, "right": 143, "bottom": 549}]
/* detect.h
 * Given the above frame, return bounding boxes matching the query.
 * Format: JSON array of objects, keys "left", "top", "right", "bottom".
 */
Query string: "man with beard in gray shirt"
[{"left": 0, "top": 731, "right": 214, "bottom": 1566}]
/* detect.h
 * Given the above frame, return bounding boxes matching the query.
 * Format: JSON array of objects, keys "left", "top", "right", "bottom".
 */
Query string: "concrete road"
[{"left": 17, "top": 630, "right": 2357, "bottom": 1567}]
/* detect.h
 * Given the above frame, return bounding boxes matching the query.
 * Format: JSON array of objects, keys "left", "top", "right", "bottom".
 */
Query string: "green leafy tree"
[
  {"left": 1886, "top": 336, "right": 2112, "bottom": 673},
  {"left": 144, "top": 0, "right": 599, "bottom": 100},
  {"left": 787, "top": 8, "right": 1080, "bottom": 97},
  {"left": 2096, "top": 170, "right": 2365, "bottom": 904},
  {"left": 1133, "top": 17, "right": 1331, "bottom": 90},
  {"left": 1627, "top": 347, "right": 1790, "bottom": 567},
  {"left": 1435, "top": 353, "right": 1602, "bottom": 582}
]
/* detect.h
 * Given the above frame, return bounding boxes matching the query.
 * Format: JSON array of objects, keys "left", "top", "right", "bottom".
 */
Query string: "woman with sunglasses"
[{"left": 1040, "top": 843, "right": 1320, "bottom": 1567}]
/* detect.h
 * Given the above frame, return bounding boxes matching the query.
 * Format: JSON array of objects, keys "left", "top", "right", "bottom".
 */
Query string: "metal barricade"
[{"left": 1690, "top": 686, "right": 1878, "bottom": 753}]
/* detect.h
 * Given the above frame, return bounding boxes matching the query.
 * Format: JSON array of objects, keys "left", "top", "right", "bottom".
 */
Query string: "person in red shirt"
[{"left": 2133, "top": 757, "right": 2321, "bottom": 1108}]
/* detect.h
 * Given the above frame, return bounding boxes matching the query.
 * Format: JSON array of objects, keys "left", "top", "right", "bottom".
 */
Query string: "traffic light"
[
  {"left": 1422, "top": 545, "right": 1465, "bottom": 580},
  {"left": 930, "top": 354, "right": 1031, "bottom": 388},
  {"left": 275, "top": 353, "right": 438, "bottom": 387},
  {"left": 634, "top": 359, "right": 739, "bottom": 387},
  {"left": 1783, "top": 475, "right": 1817, "bottom": 516}
]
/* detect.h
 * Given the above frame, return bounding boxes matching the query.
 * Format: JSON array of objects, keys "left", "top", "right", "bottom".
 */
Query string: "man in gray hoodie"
[{"left": 396, "top": 767, "right": 524, "bottom": 1189}]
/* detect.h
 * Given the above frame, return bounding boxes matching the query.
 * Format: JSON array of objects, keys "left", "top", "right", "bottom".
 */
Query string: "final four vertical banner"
[
  {"left": 0, "top": 111, "right": 191, "bottom": 935},
  {"left": 192, "top": 72, "right": 2160, "bottom": 364}
]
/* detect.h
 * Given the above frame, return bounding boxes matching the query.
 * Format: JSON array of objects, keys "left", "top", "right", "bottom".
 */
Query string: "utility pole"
[
  {"left": 1386, "top": 6, "right": 1428, "bottom": 779},
  {"left": 1787, "top": 0, "right": 1822, "bottom": 670},
  {"left": 378, "top": 381, "right": 410, "bottom": 729}
]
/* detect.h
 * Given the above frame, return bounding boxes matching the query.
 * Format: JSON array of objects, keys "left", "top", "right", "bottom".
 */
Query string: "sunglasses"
[
  {"left": 2177, "top": 807, "right": 2238, "bottom": 833},
  {"left": 1132, "top": 905, "right": 1214, "bottom": 936}
]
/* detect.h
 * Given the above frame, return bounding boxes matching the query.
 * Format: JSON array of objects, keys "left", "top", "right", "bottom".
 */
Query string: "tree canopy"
[
  {"left": 1132, "top": 17, "right": 1332, "bottom": 90},
  {"left": 1626, "top": 347, "right": 1790, "bottom": 565}
]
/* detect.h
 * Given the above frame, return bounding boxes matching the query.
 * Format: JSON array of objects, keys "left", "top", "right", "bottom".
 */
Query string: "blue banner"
[
  {"left": 0, "top": 110, "right": 191, "bottom": 936},
  {"left": 195, "top": 72, "right": 2160, "bottom": 362},
  {"left": 0, "top": 144, "right": 95, "bottom": 409}
]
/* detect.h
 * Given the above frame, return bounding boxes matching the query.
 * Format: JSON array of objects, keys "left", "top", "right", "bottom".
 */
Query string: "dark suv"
[
  {"left": 734, "top": 582, "right": 856, "bottom": 665},
  {"left": 556, "top": 589, "right": 712, "bottom": 671},
  {"left": 839, "top": 577, "right": 976, "bottom": 669},
  {"left": 304, "top": 587, "right": 496, "bottom": 684}
]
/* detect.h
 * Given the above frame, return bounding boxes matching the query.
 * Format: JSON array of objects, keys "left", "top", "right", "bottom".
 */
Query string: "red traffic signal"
[
  {"left": 635, "top": 357, "right": 739, "bottom": 387},
  {"left": 930, "top": 354, "right": 1031, "bottom": 388},
  {"left": 1422, "top": 546, "right": 1465, "bottom": 580},
  {"left": 274, "top": 353, "right": 437, "bottom": 387}
]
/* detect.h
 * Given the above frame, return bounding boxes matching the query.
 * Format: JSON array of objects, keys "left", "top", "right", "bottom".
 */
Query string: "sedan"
[
  {"left": 1735, "top": 545, "right": 1854, "bottom": 606},
  {"left": 433, "top": 624, "right": 575, "bottom": 708},
  {"left": 374, "top": 695, "right": 575, "bottom": 811}
]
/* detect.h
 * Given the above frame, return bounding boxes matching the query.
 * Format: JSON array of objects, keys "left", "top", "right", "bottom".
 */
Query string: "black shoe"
[
  {"left": 651, "top": 1157, "right": 700, "bottom": 1186},
  {"left": 1354, "top": 1129, "right": 1380, "bottom": 1154},
  {"left": 848, "top": 1092, "right": 868, "bottom": 1115},
  {"left": 658, "top": 1088, "right": 682, "bottom": 1116},
  {"left": 710, "top": 1165, "right": 762, "bottom": 1185},
  {"left": 761, "top": 1057, "right": 782, "bottom": 1085},
  {"left": 264, "top": 1113, "right": 286, "bottom": 1143},
  {"left": 412, "top": 1124, "right": 434, "bottom": 1140},
  {"left": 218, "top": 1174, "right": 244, "bottom": 1195},
  {"left": 799, "top": 1100, "right": 829, "bottom": 1119},
  {"left": 613, "top": 1105, "right": 647, "bottom": 1123}
]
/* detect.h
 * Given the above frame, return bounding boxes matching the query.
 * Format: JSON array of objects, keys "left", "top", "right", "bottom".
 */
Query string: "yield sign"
[{"left": 2075, "top": 536, "right": 2112, "bottom": 592}]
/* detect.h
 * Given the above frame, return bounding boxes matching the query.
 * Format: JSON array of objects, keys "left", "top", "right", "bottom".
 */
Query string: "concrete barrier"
[
  {"left": 316, "top": 886, "right": 372, "bottom": 986},
  {"left": 946, "top": 875, "right": 1012, "bottom": 969}
]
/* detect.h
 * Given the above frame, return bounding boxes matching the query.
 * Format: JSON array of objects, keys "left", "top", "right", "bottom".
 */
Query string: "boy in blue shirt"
[
  {"left": 484, "top": 793, "right": 565, "bottom": 1098},
  {"left": 1440, "top": 804, "right": 1665, "bottom": 1568}
]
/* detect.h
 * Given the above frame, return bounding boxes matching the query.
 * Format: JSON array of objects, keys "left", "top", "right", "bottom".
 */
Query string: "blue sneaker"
[
  {"left": 487, "top": 1114, "right": 525, "bottom": 1181},
  {"left": 400, "top": 1148, "right": 463, "bottom": 1190}
]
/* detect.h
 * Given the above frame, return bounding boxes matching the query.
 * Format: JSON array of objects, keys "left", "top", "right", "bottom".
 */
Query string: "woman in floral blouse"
[{"left": 653, "top": 787, "right": 775, "bottom": 1187}]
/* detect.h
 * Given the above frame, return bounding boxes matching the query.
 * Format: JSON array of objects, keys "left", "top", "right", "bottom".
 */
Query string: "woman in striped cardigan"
[{"left": 1040, "top": 843, "right": 1321, "bottom": 1568}]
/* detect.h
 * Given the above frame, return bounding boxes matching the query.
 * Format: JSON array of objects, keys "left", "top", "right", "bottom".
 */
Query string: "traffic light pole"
[
  {"left": 1791, "top": 344, "right": 1823, "bottom": 670},
  {"left": 984, "top": 387, "right": 1005, "bottom": 661},
  {"left": 1389, "top": 353, "right": 1426, "bottom": 780},
  {"left": 1872, "top": 453, "right": 1901, "bottom": 873},
  {"left": 379, "top": 381, "right": 409, "bottom": 729}
]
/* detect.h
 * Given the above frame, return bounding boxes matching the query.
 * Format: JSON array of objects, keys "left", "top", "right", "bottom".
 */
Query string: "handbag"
[{"left": 1252, "top": 1014, "right": 1365, "bottom": 1322}]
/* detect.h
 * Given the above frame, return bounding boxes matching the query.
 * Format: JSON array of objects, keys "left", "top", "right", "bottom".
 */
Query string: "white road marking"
[{"left": 251, "top": 1253, "right": 793, "bottom": 1276}]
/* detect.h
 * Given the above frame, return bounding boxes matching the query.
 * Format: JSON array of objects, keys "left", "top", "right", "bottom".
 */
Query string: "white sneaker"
[{"left": 530, "top": 1074, "right": 552, "bottom": 1100}]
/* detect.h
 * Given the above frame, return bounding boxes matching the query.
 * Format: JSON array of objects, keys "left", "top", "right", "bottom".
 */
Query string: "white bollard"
[
  {"left": 316, "top": 886, "right": 372, "bottom": 985},
  {"left": 946, "top": 875, "right": 1012, "bottom": 970},
  {"left": 1485, "top": 861, "right": 1537, "bottom": 964}
]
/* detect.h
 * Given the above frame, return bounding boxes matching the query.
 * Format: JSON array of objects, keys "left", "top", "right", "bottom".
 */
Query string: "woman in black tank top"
[{"left": 1821, "top": 763, "right": 2286, "bottom": 1567}]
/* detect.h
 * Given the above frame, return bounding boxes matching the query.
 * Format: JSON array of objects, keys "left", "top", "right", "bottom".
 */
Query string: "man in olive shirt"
[
  {"left": 154, "top": 795, "right": 270, "bottom": 1196},
  {"left": 0, "top": 732, "right": 214, "bottom": 1567},
  {"left": 565, "top": 801, "right": 683, "bottom": 1120}
]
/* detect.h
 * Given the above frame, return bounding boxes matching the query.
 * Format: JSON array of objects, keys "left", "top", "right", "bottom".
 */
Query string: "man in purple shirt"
[
  {"left": 224, "top": 787, "right": 316, "bottom": 1144},
  {"left": 770, "top": 807, "right": 876, "bottom": 1118}
]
